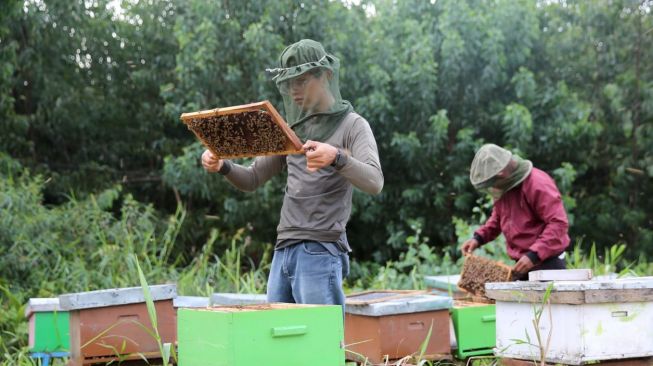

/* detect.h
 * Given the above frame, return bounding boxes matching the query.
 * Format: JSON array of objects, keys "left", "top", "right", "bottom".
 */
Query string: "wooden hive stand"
[{"left": 180, "top": 100, "right": 303, "bottom": 160}]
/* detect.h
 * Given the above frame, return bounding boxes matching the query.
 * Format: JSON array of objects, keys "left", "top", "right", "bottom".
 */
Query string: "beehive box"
[
  {"left": 177, "top": 303, "right": 345, "bottom": 366},
  {"left": 173, "top": 296, "right": 210, "bottom": 309},
  {"left": 424, "top": 275, "right": 471, "bottom": 300},
  {"left": 180, "top": 101, "right": 303, "bottom": 159},
  {"left": 25, "top": 298, "right": 70, "bottom": 353},
  {"left": 458, "top": 254, "right": 512, "bottom": 298},
  {"left": 486, "top": 277, "right": 653, "bottom": 365},
  {"left": 344, "top": 292, "right": 453, "bottom": 363},
  {"left": 210, "top": 292, "right": 267, "bottom": 306},
  {"left": 59, "top": 284, "right": 177, "bottom": 365},
  {"left": 451, "top": 301, "right": 496, "bottom": 359}
]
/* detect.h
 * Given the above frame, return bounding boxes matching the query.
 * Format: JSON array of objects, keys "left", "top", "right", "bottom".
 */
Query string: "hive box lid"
[
  {"left": 211, "top": 293, "right": 267, "bottom": 306},
  {"left": 173, "top": 296, "right": 210, "bottom": 308},
  {"left": 59, "top": 284, "right": 177, "bottom": 310},
  {"left": 424, "top": 275, "right": 462, "bottom": 292},
  {"left": 487, "top": 276, "right": 653, "bottom": 291},
  {"left": 486, "top": 276, "right": 653, "bottom": 304},
  {"left": 345, "top": 294, "right": 452, "bottom": 316},
  {"left": 528, "top": 269, "right": 593, "bottom": 281},
  {"left": 24, "top": 298, "right": 64, "bottom": 318}
]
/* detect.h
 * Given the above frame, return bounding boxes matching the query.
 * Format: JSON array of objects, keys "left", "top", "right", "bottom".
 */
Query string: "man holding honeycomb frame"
[
  {"left": 201, "top": 39, "right": 384, "bottom": 307},
  {"left": 461, "top": 144, "right": 570, "bottom": 280}
]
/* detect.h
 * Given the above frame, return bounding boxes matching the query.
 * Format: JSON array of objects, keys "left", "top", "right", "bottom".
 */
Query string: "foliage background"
[{"left": 1, "top": 0, "right": 652, "bottom": 362}]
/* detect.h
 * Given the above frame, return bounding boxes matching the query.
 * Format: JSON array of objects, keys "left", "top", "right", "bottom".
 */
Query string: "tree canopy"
[{"left": 2, "top": 0, "right": 652, "bottom": 261}]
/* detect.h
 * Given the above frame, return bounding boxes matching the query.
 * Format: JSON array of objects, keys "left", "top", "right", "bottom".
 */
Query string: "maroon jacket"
[{"left": 474, "top": 168, "right": 570, "bottom": 262}]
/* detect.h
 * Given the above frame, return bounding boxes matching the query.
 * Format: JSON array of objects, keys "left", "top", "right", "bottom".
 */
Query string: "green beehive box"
[
  {"left": 451, "top": 302, "right": 496, "bottom": 359},
  {"left": 25, "top": 298, "right": 70, "bottom": 352},
  {"left": 178, "top": 303, "right": 345, "bottom": 366}
]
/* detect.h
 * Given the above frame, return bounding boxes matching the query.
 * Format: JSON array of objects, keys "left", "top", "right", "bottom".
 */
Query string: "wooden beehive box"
[
  {"left": 210, "top": 292, "right": 267, "bottom": 306},
  {"left": 25, "top": 298, "right": 70, "bottom": 353},
  {"left": 59, "top": 284, "right": 177, "bottom": 365},
  {"left": 486, "top": 277, "right": 653, "bottom": 365},
  {"left": 344, "top": 290, "right": 424, "bottom": 305},
  {"left": 457, "top": 254, "right": 512, "bottom": 298},
  {"left": 180, "top": 101, "right": 303, "bottom": 159},
  {"left": 177, "top": 303, "right": 345, "bottom": 366},
  {"left": 344, "top": 291, "right": 453, "bottom": 364},
  {"left": 173, "top": 296, "right": 210, "bottom": 309},
  {"left": 424, "top": 275, "right": 471, "bottom": 300},
  {"left": 450, "top": 300, "right": 496, "bottom": 359}
]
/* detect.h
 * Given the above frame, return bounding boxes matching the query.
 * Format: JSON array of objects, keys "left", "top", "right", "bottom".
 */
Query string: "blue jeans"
[{"left": 267, "top": 241, "right": 350, "bottom": 306}]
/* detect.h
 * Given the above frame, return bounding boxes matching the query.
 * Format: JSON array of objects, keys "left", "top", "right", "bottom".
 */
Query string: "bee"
[{"left": 187, "top": 110, "right": 287, "bottom": 157}]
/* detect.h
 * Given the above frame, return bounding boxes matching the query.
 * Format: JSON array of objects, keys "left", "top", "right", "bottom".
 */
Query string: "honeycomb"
[
  {"left": 457, "top": 254, "right": 512, "bottom": 298},
  {"left": 185, "top": 110, "right": 290, "bottom": 158}
]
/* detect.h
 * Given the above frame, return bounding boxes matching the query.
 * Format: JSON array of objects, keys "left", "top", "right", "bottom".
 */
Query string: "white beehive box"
[{"left": 486, "top": 277, "right": 653, "bottom": 365}]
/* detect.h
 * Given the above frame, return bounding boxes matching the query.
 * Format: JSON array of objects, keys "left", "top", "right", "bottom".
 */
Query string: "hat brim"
[{"left": 273, "top": 55, "right": 336, "bottom": 84}]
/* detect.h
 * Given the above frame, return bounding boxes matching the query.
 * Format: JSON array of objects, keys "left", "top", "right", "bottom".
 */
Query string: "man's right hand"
[
  {"left": 461, "top": 238, "right": 480, "bottom": 255},
  {"left": 201, "top": 149, "right": 223, "bottom": 173}
]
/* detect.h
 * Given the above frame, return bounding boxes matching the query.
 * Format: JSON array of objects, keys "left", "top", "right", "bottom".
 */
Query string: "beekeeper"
[
  {"left": 201, "top": 39, "right": 383, "bottom": 306},
  {"left": 461, "top": 144, "right": 570, "bottom": 279}
]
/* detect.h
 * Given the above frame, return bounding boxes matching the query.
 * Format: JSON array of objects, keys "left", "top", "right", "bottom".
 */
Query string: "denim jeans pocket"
[
  {"left": 302, "top": 241, "right": 335, "bottom": 256},
  {"left": 341, "top": 252, "right": 350, "bottom": 278}
]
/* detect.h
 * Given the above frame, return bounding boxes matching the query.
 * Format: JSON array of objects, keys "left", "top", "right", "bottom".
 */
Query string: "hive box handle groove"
[
  {"left": 271, "top": 325, "right": 308, "bottom": 337},
  {"left": 481, "top": 315, "right": 496, "bottom": 322}
]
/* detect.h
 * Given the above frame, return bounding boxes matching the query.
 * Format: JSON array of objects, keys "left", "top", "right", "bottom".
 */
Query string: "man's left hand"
[
  {"left": 303, "top": 140, "right": 338, "bottom": 172},
  {"left": 513, "top": 255, "right": 535, "bottom": 274}
]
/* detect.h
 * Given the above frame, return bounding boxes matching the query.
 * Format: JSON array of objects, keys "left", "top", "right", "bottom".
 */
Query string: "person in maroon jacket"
[{"left": 461, "top": 144, "right": 571, "bottom": 279}]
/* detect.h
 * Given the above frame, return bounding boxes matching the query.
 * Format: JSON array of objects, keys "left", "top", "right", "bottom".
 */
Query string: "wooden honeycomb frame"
[
  {"left": 180, "top": 100, "right": 303, "bottom": 159},
  {"left": 457, "top": 254, "right": 512, "bottom": 298}
]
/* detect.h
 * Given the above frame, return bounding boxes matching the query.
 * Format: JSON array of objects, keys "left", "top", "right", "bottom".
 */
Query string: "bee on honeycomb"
[
  {"left": 186, "top": 110, "right": 288, "bottom": 158},
  {"left": 458, "top": 255, "right": 512, "bottom": 298}
]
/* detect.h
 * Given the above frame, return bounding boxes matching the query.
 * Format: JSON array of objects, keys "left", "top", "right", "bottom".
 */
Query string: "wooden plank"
[
  {"left": 488, "top": 288, "right": 653, "bottom": 304},
  {"left": 487, "top": 276, "right": 653, "bottom": 292},
  {"left": 261, "top": 101, "right": 303, "bottom": 150},
  {"left": 59, "top": 285, "right": 176, "bottom": 310},
  {"left": 346, "top": 295, "right": 452, "bottom": 316},
  {"left": 345, "top": 290, "right": 425, "bottom": 305},
  {"left": 68, "top": 310, "right": 82, "bottom": 366},
  {"left": 528, "top": 269, "right": 593, "bottom": 282},
  {"left": 81, "top": 352, "right": 162, "bottom": 365},
  {"left": 179, "top": 101, "right": 268, "bottom": 120},
  {"left": 486, "top": 289, "right": 586, "bottom": 304},
  {"left": 584, "top": 288, "right": 653, "bottom": 303}
]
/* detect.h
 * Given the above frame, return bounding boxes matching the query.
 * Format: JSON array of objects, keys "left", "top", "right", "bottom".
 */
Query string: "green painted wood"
[
  {"left": 271, "top": 325, "right": 308, "bottom": 337},
  {"left": 32, "top": 312, "right": 70, "bottom": 352},
  {"left": 451, "top": 304, "right": 496, "bottom": 359},
  {"left": 178, "top": 305, "right": 345, "bottom": 366}
]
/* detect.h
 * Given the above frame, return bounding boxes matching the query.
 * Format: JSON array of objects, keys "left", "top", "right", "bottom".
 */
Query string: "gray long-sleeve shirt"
[{"left": 219, "top": 112, "right": 383, "bottom": 249}]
